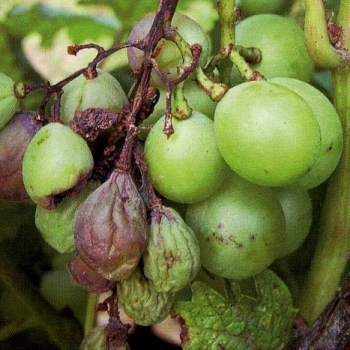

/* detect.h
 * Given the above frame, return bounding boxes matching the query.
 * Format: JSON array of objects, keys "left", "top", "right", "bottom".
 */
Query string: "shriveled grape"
[{"left": 0, "top": 111, "right": 42, "bottom": 200}]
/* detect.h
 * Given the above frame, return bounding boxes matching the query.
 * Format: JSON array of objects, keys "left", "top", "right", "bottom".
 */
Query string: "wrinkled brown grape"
[
  {"left": 74, "top": 170, "right": 148, "bottom": 281},
  {"left": 68, "top": 254, "right": 115, "bottom": 294},
  {"left": 0, "top": 111, "right": 42, "bottom": 200}
]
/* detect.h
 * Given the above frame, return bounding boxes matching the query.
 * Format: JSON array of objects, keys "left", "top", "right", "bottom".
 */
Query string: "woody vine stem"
[{"left": 296, "top": 0, "right": 350, "bottom": 324}]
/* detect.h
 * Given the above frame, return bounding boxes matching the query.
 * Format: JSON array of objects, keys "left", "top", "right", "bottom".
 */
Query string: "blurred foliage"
[{"left": 0, "top": 0, "right": 341, "bottom": 349}]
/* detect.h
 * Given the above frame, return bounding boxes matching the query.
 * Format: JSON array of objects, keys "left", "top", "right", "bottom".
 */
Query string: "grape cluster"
[{"left": 0, "top": 4, "right": 344, "bottom": 347}]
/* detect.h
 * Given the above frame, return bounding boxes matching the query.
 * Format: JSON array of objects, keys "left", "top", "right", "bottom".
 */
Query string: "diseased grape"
[
  {"left": 117, "top": 268, "right": 176, "bottom": 326},
  {"left": 22, "top": 122, "right": 94, "bottom": 209},
  {"left": 0, "top": 111, "right": 42, "bottom": 200},
  {"left": 60, "top": 69, "right": 128, "bottom": 124},
  {"left": 186, "top": 174, "right": 286, "bottom": 280},
  {"left": 67, "top": 254, "right": 115, "bottom": 294},
  {"left": 74, "top": 170, "right": 148, "bottom": 281},
  {"left": 143, "top": 205, "right": 201, "bottom": 293}
]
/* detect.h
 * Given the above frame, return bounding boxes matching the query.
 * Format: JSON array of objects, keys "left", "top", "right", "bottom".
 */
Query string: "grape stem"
[
  {"left": 303, "top": 0, "right": 348, "bottom": 68},
  {"left": 217, "top": 0, "right": 235, "bottom": 85},
  {"left": 296, "top": 0, "right": 350, "bottom": 325},
  {"left": 204, "top": 0, "right": 264, "bottom": 85}
]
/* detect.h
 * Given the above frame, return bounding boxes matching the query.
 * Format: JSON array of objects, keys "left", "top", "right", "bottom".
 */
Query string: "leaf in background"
[
  {"left": 171, "top": 269, "right": 297, "bottom": 350},
  {"left": 0, "top": 29, "right": 23, "bottom": 81},
  {"left": 78, "top": 0, "right": 217, "bottom": 42},
  {"left": 78, "top": 0, "right": 156, "bottom": 27},
  {"left": 4, "top": 4, "right": 119, "bottom": 47}
]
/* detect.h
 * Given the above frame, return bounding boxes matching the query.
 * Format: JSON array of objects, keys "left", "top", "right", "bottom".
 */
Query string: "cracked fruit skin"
[
  {"left": 60, "top": 69, "right": 128, "bottom": 124},
  {"left": 22, "top": 122, "right": 94, "bottom": 209},
  {"left": 231, "top": 14, "right": 314, "bottom": 83},
  {"left": 0, "top": 72, "right": 20, "bottom": 129},
  {"left": 270, "top": 77, "right": 343, "bottom": 189},
  {"left": 186, "top": 174, "right": 286, "bottom": 280},
  {"left": 144, "top": 111, "right": 228, "bottom": 203},
  {"left": 214, "top": 81, "right": 321, "bottom": 187}
]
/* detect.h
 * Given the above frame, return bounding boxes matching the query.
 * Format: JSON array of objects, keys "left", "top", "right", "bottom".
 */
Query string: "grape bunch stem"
[{"left": 296, "top": 0, "right": 350, "bottom": 325}]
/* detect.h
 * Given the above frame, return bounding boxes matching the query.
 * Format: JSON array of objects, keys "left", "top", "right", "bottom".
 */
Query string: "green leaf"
[
  {"left": 78, "top": 0, "right": 218, "bottom": 39},
  {"left": 78, "top": 0, "right": 155, "bottom": 29},
  {"left": 0, "top": 29, "right": 23, "bottom": 81},
  {"left": 171, "top": 270, "right": 297, "bottom": 350},
  {"left": 4, "top": 4, "right": 118, "bottom": 47}
]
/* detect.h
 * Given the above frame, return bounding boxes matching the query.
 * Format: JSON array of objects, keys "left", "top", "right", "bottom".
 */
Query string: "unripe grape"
[
  {"left": 186, "top": 174, "right": 286, "bottom": 280},
  {"left": 0, "top": 72, "right": 21, "bottom": 129},
  {"left": 270, "top": 77, "right": 343, "bottom": 189},
  {"left": 139, "top": 80, "right": 217, "bottom": 139},
  {"left": 0, "top": 111, "right": 42, "bottom": 200},
  {"left": 127, "top": 13, "right": 210, "bottom": 86},
  {"left": 236, "top": 0, "right": 289, "bottom": 16},
  {"left": 22, "top": 122, "right": 94, "bottom": 209},
  {"left": 39, "top": 267, "right": 87, "bottom": 325},
  {"left": 144, "top": 111, "right": 229, "bottom": 203},
  {"left": 60, "top": 69, "right": 128, "bottom": 124},
  {"left": 231, "top": 14, "right": 314, "bottom": 83},
  {"left": 35, "top": 180, "right": 99, "bottom": 253},
  {"left": 273, "top": 187, "right": 312, "bottom": 257},
  {"left": 214, "top": 81, "right": 321, "bottom": 187}
]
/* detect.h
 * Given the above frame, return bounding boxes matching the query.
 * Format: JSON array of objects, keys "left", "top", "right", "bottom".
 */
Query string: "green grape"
[
  {"left": 0, "top": 72, "right": 20, "bottom": 129},
  {"left": 273, "top": 187, "right": 313, "bottom": 258},
  {"left": 35, "top": 180, "right": 100, "bottom": 253},
  {"left": 139, "top": 79, "right": 217, "bottom": 139},
  {"left": 270, "top": 77, "right": 343, "bottom": 189},
  {"left": 144, "top": 110, "right": 229, "bottom": 203},
  {"left": 22, "top": 122, "right": 94, "bottom": 209},
  {"left": 60, "top": 69, "right": 128, "bottom": 124},
  {"left": 236, "top": 0, "right": 289, "bottom": 16},
  {"left": 214, "top": 81, "right": 321, "bottom": 187},
  {"left": 127, "top": 12, "right": 210, "bottom": 86},
  {"left": 39, "top": 267, "right": 87, "bottom": 325},
  {"left": 231, "top": 14, "right": 314, "bottom": 83},
  {"left": 186, "top": 174, "right": 286, "bottom": 280}
]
